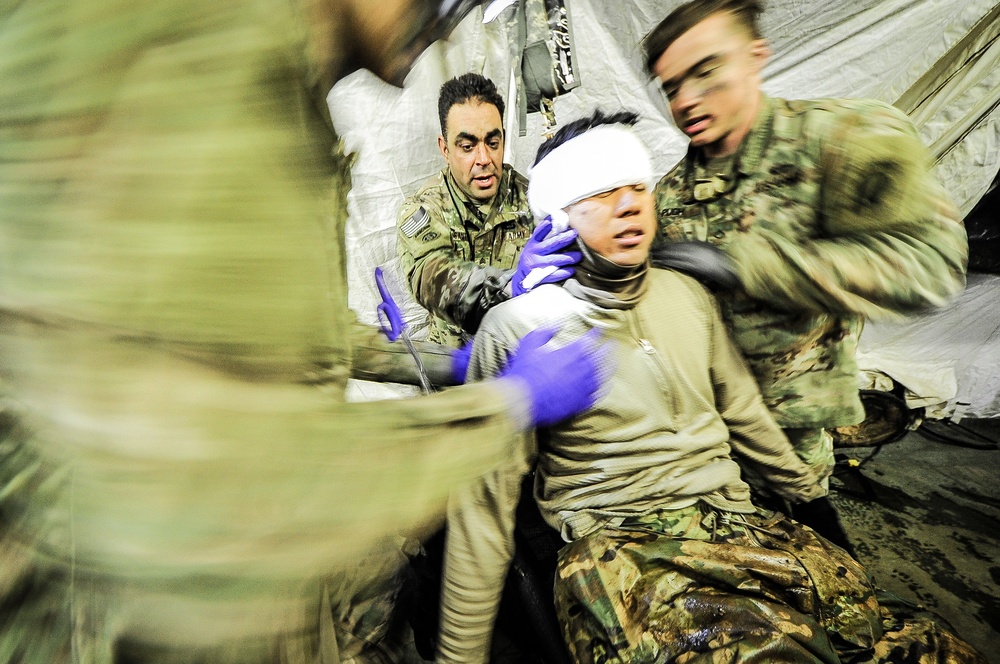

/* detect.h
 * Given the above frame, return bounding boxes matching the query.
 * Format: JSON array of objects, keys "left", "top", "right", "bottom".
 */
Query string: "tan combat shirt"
[{"left": 436, "top": 269, "right": 823, "bottom": 663}]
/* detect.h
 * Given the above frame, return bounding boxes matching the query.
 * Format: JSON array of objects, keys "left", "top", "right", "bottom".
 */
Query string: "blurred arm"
[{"left": 728, "top": 104, "right": 967, "bottom": 319}]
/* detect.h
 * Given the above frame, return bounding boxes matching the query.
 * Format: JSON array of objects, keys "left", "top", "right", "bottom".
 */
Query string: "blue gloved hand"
[
  {"left": 500, "top": 327, "right": 611, "bottom": 428},
  {"left": 649, "top": 240, "right": 740, "bottom": 291},
  {"left": 451, "top": 339, "right": 474, "bottom": 384},
  {"left": 511, "top": 218, "right": 581, "bottom": 297},
  {"left": 374, "top": 267, "right": 405, "bottom": 341}
]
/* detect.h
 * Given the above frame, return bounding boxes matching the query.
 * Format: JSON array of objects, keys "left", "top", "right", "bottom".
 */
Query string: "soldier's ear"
[
  {"left": 438, "top": 134, "right": 448, "bottom": 159},
  {"left": 749, "top": 39, "right": 771, "bottom": 73}
]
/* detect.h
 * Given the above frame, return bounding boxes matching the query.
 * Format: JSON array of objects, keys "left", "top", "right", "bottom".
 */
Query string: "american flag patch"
[{"left": 400, "top": 207, "right": 430, "bottom": 238}]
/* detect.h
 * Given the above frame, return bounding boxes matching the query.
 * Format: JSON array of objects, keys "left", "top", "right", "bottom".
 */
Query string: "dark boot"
[{"left": 792, "top": 496, "right": 857, "bottom": 558}]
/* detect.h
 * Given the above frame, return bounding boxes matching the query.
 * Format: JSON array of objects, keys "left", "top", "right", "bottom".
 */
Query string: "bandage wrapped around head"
[{"left": 527, "top": 124, "right": 655, "bottom": 233}]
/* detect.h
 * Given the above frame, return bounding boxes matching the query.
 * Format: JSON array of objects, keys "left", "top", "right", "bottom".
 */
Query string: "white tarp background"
[{"left": 330, "top": 0, "right": 1000, "bottom": 415}]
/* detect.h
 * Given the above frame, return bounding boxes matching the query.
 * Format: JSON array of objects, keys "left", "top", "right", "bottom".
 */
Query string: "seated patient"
[{"left": 436, "top": 110, "right": 985, "bottom": 664}]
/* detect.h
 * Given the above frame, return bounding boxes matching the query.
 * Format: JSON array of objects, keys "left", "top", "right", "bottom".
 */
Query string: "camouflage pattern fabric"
[
  {"left": 506, "top": 0, "right": 578, "bottom": 133},
  {"left": 323, "top": 543, "right": 413, "bottom": 664},
  {"left": 655, "top": 96, "right": 968, "bottom": 434},
  {"left": 862, "top": 599, "right": 988, "bottom": 664},
  {"left": 397, "top": 166, "right": 533, "bottom": 347},
  {"left": 348, "top": 321, "right": 458, "bottom": 387},
  {"left": 554, "top": 503, "right": 985, "bottom": 664},
  {"left": 0, "top": 1, "right": 537, "bottom": 661},
  {"left": 785, "top": 427, "right": 835, "bottom": 488},
  {"left": 742, "top": 427, "right": 836, "bottom": 491}
]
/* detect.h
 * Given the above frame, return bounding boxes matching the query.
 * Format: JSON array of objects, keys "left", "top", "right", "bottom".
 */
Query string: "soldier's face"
[
  {"left": 566, "top": 184, "right": 656, "bottom": 266},
  {"left": 438, "top": 102, "right": 505, "bottom": 202},
  {"left": 308, "top": 0, "right": 430, "bottom": 87},
  {"left": 651, "top": 11, "right": 769, "bottom": 158}
]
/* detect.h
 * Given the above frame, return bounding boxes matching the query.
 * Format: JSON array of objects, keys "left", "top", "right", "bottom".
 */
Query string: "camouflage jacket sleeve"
[
  {"left": 728, "top": 102, "right": 968, "bottom": 320},
  {"left": 348, "top": 320, "right": 459, "bottom": 387},
  {"left": 706, "top": 293, "right": 825, "bottom": 503},
  {"left": 397, "top": 197, "right": 514, "bottom": 336}
]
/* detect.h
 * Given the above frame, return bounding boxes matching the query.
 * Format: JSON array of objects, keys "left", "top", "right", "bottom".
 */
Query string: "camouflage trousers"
[
  {"left": 554, "top": 503, "right": 985, "bottom": 664},
  {"left": 325, "top": 541, "right": 413, "bottom": 664}
]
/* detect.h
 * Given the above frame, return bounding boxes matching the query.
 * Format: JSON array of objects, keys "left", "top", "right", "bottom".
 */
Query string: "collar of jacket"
[
  {"left": 679, "top": 94, "right": 777, "bottom": 204},
  {"left": 443, "top": 164, "right": 515, "bottom": 232},
  {"left": 735, "top": 93, "right": 776, "bottom": 176},
  {"left": 564, "top": 241, "right": 649, "bottom": 310}
]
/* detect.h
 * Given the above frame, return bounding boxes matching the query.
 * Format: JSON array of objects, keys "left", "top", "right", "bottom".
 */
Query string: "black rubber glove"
[{"left": 649, "top": 240, "right": 740, "bottom": 291}]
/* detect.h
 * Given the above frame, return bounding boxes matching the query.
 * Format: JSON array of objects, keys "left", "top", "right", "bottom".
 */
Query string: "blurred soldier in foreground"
[
  {"left": 0, "top": 1, "right": 609, "bottom": 662},
  {"left": 397, "top": 73, "right": 579, "bottom": 351},
  {"left": 643, "top": 0, "right": 968, "bottom": 551}
]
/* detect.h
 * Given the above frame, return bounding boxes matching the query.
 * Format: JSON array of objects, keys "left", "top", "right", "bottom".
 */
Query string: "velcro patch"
[{"left": 400, "top": 207, "right": 430, "bottom": 238}]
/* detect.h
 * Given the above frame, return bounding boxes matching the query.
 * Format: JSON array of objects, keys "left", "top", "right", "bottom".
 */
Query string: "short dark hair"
[
  {"left": 533, "top": 109, "right": 640, "bottom": 166},
  {"left": 437, "top": 73, "right": 506, "bottom": 137},
  {"left": 643, "top": 0, "right": 764, "bottom": 73}
]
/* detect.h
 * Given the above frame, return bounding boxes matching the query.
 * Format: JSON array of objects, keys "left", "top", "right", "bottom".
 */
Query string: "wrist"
[
  {"left": 501, "top": 268, "right": 515, "bottom": 297},
  {"left": 494, "top": 376, "right": 533, "bottom": 432}
]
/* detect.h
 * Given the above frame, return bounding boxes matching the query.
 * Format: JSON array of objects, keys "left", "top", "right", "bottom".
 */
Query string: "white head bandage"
[{"left": 528, "top": 123, "right": 655, "bottom": 233}]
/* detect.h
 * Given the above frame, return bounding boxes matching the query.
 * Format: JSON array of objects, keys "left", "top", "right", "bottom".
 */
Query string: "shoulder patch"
[{"left": 400, "top": 206, "right": 430, "bottom": 238}]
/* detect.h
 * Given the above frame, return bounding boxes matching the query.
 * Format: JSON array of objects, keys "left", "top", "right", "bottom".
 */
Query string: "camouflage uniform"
[
  {"left": 0, "top": 2, "right": 536, "bottom": 662},
  {"left": 397, "top": 166, "right": 533, "bottom": 347},
  {"left": 655, "top": 95, "right": 968, "bottom": 483},
  {"left": 556, "top": 504, "right": 985, "bottom": 663}
]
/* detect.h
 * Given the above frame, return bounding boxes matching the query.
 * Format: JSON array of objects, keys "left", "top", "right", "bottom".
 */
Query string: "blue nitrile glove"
[
  {"left": 500, "top": 328, "right": 611, "bottom": 428},
  {"left": 511, "top": 218, "right": 581, "bottom": 297},
  {"left": 451, "top": 339, "right": 474, "bottom": 384},
  {"left": 374, "top": 267, "right": 405, "bottom": 341},
  {"left": 649, "top": 240, "right": 740, "bottom": 291}
]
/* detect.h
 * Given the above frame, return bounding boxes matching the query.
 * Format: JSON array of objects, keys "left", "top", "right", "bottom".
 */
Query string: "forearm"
[
  {"left": 348, "top": 321, "right": 458, "bottom": 387},
  {"left": 407, "top": 253, "right": 514, "bottom": 334},
  {"left": 728, "top": 219, "right": 967, "bottom": 319},
  {"left": 721, "top": 390, "right": 825, "bottom": 503},
  {"left": 437, "top": 465, "right": 526, "bottom": 664},
  {"left": 712, "top": 314, "right": 824, "bottom": 502},
  {"left": 434, "top": 321, "right": 527, "bottom": 662},
  {"left": 6, "top": 327, "right": 536, "bottom": 591}
]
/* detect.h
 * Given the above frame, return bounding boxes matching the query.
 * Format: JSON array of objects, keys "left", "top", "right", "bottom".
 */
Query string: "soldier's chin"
[
  {"left": 340, "top": 45, "right": 413, "bottom": 88},
  {"left": 687, "top": 127, "right": 714, "bottom": 146},
  {"left": 469, "top": 189, "right": 496, "bottom": 203}
]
